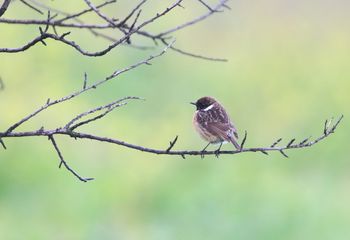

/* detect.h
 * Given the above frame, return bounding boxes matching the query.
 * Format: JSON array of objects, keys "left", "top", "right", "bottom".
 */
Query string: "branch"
[
  {"left": 161, "top": 39, "right": 227, "bottom": 62},
  {"left": 4, "top": 40, "right": 175, "bottom": 134},
  {"left": 1, "top": 115, "right": 344, "bottom": 158},
  {"left": 19, "top": 0, "right": 43, "bottom": 15},
  {"left": 65, "top": 96, "right": 142, "bottom": 130},
  {"left": 49, "top": 135, "right": 94, "bottom": 182},
  {"left": 56, "top": 0, "right": 116, "bottom": 23},
  {"left": 166, "top": 135, "right": 178, "bottom": 152},
  {"left": 156, "top": 0, "right": 229, "bottom": 37},
  {"left": 0, "top": 0, "right": 11, "bottom": 17},
  {"left": 83, "top": 0, "right": 117, "bottom": 27},
  {"left": 118, "top": 0, "right": 147, "bottom": 26},
  {"left": 197, "top": 0, "right": 223, "bottom": 13},
  {"left": 0, "top": 1, "right": 181, "bottom": 56},
  {"left": 0, "top": 0, "right": 230, "bottom": 62}
]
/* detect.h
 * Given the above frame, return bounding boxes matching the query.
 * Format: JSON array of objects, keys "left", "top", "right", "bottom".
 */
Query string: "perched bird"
[{"left": 191, "top": 96, "right": 241, "bottom": 154}]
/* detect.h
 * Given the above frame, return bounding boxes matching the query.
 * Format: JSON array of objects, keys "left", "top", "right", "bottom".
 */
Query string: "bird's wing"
[
  {"left": 206, "top": 122, "right": 235, "bottom": 141},
  {"left": 205, "top": 103, "right": 239, "bottom": 139}
]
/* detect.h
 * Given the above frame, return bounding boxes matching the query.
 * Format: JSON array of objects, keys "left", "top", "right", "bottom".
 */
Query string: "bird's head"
[{"left": 190, "top": 96, "right": 217, "bottom": 111}]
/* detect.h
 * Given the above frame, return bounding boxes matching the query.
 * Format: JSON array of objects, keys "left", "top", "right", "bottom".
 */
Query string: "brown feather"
[{"left": 193, "top": 100, "right": 240, "bottom": 150}]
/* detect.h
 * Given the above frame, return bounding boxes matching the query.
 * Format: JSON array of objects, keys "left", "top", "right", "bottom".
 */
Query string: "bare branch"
[
  {"left": 1, "top": 115, "right": 344, "bottom": 158},
  {"left": 156, "top": 0, "right": 228, "bottom": 37},
  {"left": 65, "top": 96, "right": 142, "bottom": 130},
  {"left": 0, "top": 0, "right": 343, "bottom": 183},
  {"left": 83, "top": 0, "right": 117, "bottom": 27},
  {"left": 0, "top": 1, "right": 181, "bottom": 56},
  {"left": 161, "top": 39, "right": 227, "bottom": 62},
  {"left": 56, "top": 0, "right": 116, "bottom": 23},
  {"left": 4, "top": 40, "right": 175, "bottom": 134},
  {"left": 0, "top": 0, "right": 11, "bottom": 17},
  {"left": 49, "top": 135, "right": 93, "bottom": 182},
  {"left": 118, "top": 0, "right": 147, "bottom": 26},
  {"left": 197, "top": 0, "right": 223, "bottom": 12},
  {"left": 19, "top": 0, "right": 43, "bottom": 15}
]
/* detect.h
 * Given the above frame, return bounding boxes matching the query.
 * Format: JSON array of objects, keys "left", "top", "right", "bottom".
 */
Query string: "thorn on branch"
[
  {"left": 299, "top": 137, "right": 311, "bottom": 146},
  {"left": 38, "top": 126, "right": 44, "bottom": 133},
  {"left": 0, "top": 138, "right": 7, "bottom": 150},
  {"left": 260, "top": 150, "right": 269, "bottom": 155},
  {"left": 280, "top": 150, "right": 289, "bottom": 158},
  {"left": 166, "top": 135, "right": 178, "bottom": 152},
  {"left": 60, "top": 31, "right": 71, "bottom": 40},
  {"left": 270, "top": 138, "right": 282, "bottom": 147},
  {"left": 287, "top": 138, "right": 295, "bottom": 147},
  {"left": 83, "top": 72, "right": 88, "bottom": 90}
]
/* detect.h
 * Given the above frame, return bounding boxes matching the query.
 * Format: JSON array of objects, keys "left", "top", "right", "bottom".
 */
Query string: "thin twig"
[
  {"left": 0, "top": 0, "right": 11, "bottom": 17},
  {"left": 83, "top": 0, "right": 117, "bottom": 27},
  {"left": 56, "top": 0, "right": 116, "bottom": 23},
  {"left": 166, "top": 135, "right": 178, "bottom": 152},
  {"left": 161, "top": 39, "right": 227, "bottom": 62},
  {"left": 118, "top": 0, "right": 147, "bottom": 26},
  {"left": 65, "top": 96, "right": 142, "bottom": 129},
  {"left": 49, "top": 135, "right": 93, "bottom": 182},
  {"left": 19, "top": 0, "right": 43, "bottom": 15},
  {"left": 156, "top": 0, "right": 228, "bottom": 37},
  {"left": 4, "top": 40, "right": 175, "bottom": 134},
  {"left": 0, "top": 1, "right": 181, "bottom": 56},
  {"left": 197, "top": 0, "right": 222, "bottom": 12}
]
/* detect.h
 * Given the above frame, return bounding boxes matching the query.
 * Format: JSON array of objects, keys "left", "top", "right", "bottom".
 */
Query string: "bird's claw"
[{"left": 214, "top": 149, "right": 221, "bottom": 158}]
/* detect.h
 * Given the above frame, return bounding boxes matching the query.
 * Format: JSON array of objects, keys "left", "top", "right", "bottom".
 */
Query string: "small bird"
[{"left": 191, "top": 96, "right": 241, "bottom": 155}]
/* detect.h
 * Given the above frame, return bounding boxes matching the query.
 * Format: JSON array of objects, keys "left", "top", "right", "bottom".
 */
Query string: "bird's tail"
[{"left": 229, "top": 135, "right": 241, "bottom": 151}]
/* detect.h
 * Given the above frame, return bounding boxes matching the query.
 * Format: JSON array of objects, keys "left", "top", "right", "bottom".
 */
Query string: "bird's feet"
[
  {"left": 214, "top": 149, "right": 221, "bottom": 158},
  {"left": 214, "top": 142, "right": 223, "bottom": 158},
  {"left": 200, "top": 150, "right": 206, "bottom": 159}
]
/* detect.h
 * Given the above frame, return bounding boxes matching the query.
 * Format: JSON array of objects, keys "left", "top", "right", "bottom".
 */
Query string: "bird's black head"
[{"left": 191, "top": 96, "right": 217, "bottom": 110}]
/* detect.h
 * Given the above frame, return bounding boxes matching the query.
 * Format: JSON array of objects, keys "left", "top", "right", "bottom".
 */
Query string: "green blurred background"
[{"left": 0, "top": 0, "right": 349, "bottom": 239}]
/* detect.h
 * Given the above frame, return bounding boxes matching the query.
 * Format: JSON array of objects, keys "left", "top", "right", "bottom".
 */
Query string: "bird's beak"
[{"left": 190, "top": 102, "right": 196, "bottom": 106}]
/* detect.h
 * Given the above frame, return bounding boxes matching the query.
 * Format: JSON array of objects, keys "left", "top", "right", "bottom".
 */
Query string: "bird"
[{"left": 191, "top": 96, "right": 241, "bottom": 156}]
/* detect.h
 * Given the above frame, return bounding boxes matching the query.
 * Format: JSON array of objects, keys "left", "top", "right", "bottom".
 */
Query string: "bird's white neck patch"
[{"left": 203, "top": 104, "right": 214, "bottom": 111}]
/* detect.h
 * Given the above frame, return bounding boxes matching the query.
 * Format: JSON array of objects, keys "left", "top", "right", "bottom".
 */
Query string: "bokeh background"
[{"left": 0, "top": 0, "right": 349, "bottom": 239}]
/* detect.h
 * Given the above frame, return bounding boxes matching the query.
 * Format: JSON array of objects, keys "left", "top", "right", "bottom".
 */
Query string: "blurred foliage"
[{"left": 0, "top": 0, "right": 349, "bottom": 239}]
